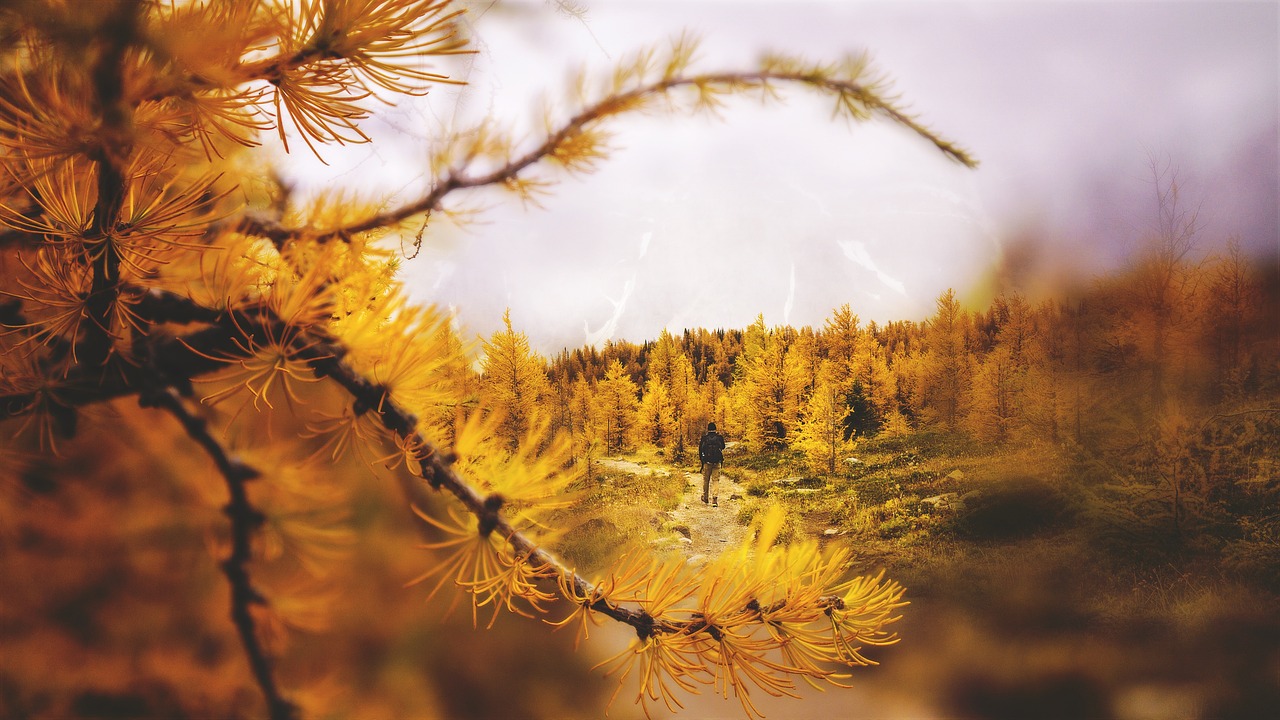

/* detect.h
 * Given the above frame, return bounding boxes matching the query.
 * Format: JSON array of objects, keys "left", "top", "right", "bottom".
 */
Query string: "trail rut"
[
  {"left": 663, "top": 467, "right": 748, "bottom": 562},
  {"left": 595, "top": 457, "right": 748, "bottom": 563}
]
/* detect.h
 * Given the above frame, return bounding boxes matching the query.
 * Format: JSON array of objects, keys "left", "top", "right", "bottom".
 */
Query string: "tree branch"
[
  {"left": 238, "top": 68, "right": 976, "bottom": 246},
  {"left": 82, "top": 0, "right": 139, "bottom": 367},
  {"left": 2, "top": 288, "right": 858, "bottom": 643},
  {"left": 0, "top": 289, "right": 661, "bottom": 633},
  {"left": 140, "top": 386, "right": 299, "bottom": 720},
  {"left": 1199, "top": 407, "right": 1280, "bottom": 432},
  {"left": 299, "top": 324, "right": 858, "bottom": 640},
  {"left": 1, "top": 294, "right": 251, "bottom": 421}
]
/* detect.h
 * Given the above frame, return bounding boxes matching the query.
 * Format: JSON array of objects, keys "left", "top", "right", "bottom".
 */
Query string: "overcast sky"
[{"left": 281, "top": 0, "right": 1279, "bottom": 354}]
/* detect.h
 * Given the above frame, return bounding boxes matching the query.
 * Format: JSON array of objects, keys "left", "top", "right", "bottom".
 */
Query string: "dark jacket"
[{"left": 699, "top": 431, "right": 725, "bottom": 464}]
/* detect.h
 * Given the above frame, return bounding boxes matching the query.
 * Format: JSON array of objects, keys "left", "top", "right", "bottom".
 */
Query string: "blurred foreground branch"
[{"left": 141, "top": 386, "right": 299, "bottom": 720}]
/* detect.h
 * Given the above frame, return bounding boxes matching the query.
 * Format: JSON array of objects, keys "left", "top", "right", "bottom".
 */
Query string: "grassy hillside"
[{"left": 576, "top": 431, "right": 1279, "bottom": 719}]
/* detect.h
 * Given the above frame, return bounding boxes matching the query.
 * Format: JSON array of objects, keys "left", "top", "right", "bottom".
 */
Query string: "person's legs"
[
  {"left": 707, "top": 463, "right": 721, "bottom": 506},
  {"left": 701, "top": 463, "right": 712, "bottom": 503}
]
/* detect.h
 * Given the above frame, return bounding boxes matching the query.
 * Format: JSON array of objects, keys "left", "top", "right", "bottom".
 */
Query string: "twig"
[
  {"left": 301, "top": 333, "right": 856, "bottom": 639},
  {"left": 1200, "top": 407, "right": 1280, "bottom": 431},
  {"left": 238, "top": 68, "right": 976, "bottom": 246},
  {"left": 81, "top": 0, "right": 139, "bottom": 367},
  {"left": 140, "top": 386, "right": 299, "bottom": 720},
  {"left": 4, "top": 288, "right": 852, "bottom": 641},
  {"left": 1, "top": 298, "right": 253, "bottom": 420}
]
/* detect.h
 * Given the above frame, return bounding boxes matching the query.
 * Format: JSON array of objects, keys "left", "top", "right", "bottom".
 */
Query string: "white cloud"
[
  {"left": 583, "top": 274, "right": 636, "bottom": 347},
  {"left": 837, "top": 240, "right": 908, "bottom": 297},
  {"left": 638, "top": 230, "right": 653, "bottom": 260},
  {"left": 275, "top": 2, "right": 1276, "bottom": 352},
  {"left": 783, "top": 261, "right": 796, "bottom": 326}
]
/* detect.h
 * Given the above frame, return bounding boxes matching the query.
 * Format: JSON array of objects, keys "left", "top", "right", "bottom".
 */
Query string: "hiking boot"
[
  {"left": 712, "top": 496, "right": 718, "bottom": 507},
  {"left": 701, "top": 496, "right": 708, "bottom": 504}
]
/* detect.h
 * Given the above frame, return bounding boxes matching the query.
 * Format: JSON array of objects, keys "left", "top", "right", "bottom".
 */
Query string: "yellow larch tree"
[
  {"left": 1020, "top": 299, "right": 1070, "bottom": 443},
  {"left": 568, "top": 372, "right": 604, "bottom": 478},
  {"left": 642, "top": 329, "right": 700, "bottom": 459},
  {"left": 734, "top": 321, "right": 807, "bottom": 450},
  {"left": 592, "top": 358, "right": 640, "bottom": 454},
  {"left": 921, "top": 288, "right": 973, "bottom": 429},
  {"left": 967, "top": 344, "right": 1025, "bottom": 443},
  {"left": 847, "top": 324, "right": 897, "bottom": 437},
  {"left": 668, "top": 350, "right": 700, "bottom": 459},
  {"left": 792, "top": 325, "right": 823, "bottom": 400},
  {"left": 794, "top": 361, "right": 855, "bottom": 473},
  {"left": 636, "top": 374, "right": 677, "bottom": 450},
  {"left": 636, "top": 329, "right": 683, "bottom": 454},
  {"left": 478, "top": 309, "right": 551, "bottom": 450},
  {"left": 821, "top": 303, "right": 861, "bottom": 387}
]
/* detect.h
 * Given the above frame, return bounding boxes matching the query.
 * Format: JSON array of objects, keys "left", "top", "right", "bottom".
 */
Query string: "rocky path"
[
  {"left": 595, "top": 456, "right": 748, "bottom": 563},
  {"left": 664, "top": 466, "right": 749, "bottom": 563}
]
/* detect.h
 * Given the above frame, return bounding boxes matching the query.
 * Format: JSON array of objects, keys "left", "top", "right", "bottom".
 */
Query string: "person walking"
[{"left": 698, "top": 422, "right": 726, "bottom": 507}]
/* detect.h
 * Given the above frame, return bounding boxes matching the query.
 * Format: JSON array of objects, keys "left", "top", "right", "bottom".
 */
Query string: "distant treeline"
[
  {"left": 486, "top": 245, "right": 1276, "bottom": 456},
  {"left": 474, "top": 243, "right": 1278, "bottom": 564}
]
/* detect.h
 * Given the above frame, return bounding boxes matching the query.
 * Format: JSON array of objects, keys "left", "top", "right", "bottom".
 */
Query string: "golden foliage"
[
  {"left": 591, "top": 507, "right": 906, "bottom": 719},
  {"left": 0, "top": 2, "right": 976, "bottom": 716}
]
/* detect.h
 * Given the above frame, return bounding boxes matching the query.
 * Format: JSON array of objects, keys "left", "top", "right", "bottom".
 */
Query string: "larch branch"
[
  {"left": 82, "top": 0, "right": 140, "bottom": 367},
  {"left": 238, "top": 68, "right": 976, "bottom": 245},
  {"left": 1, "top": 288, "right": 864, "bottom": 645},
  {"left": 301, "top": 322, "right": 862, "bottom": 641},
  {"left": 141, "top": 386, "right": 300, "bottom": 720}
]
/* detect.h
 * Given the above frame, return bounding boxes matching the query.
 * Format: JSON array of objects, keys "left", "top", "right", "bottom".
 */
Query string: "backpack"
[{"left": 699, "top": 431, "right": 725, "bottom": 464}]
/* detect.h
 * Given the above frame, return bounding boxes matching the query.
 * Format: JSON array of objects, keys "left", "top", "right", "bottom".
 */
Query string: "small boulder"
[{"left": 922, "top": 492, "right": 963, "bottom": 511}]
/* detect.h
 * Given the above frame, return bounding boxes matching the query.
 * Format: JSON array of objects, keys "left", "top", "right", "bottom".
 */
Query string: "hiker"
[{"left": 698, "top": 422, "right": 726, "bottom": 507}]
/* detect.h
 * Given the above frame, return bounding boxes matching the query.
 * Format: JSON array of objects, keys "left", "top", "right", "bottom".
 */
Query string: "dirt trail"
[
  {"left": 595, "top": 457, "right": 748, "bottom": 563},
  {"left": 664, "top": 467, "right": 749, "bottom": 563}
]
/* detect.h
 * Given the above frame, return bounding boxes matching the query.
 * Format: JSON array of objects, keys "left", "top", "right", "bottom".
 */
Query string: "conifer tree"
[
  {"left": 995, "top": 292, "right": 1036, "bottom": 365},
  {"left": 1201, "top": 238, "right": 1261, "bottom": 400},
  {"left": 479, "top": 309, "right": 551, "bottom": 450},
  {"left": 593, "top": 359, "right": 639, "bottom": 453},
  {"left": 794, "top": 363, "right": 854, "bottom": 473},
  {"left": 922, "top": 288, "right": 973, "bottom": 429},
  {"left": 0, "top": 2, "right": 976, "bottom": 716},
  {"left": 887, "top": 338, "right": 926, "bottom": 427},
  {"left": 668, "top": 350, "right": 699, "bottom": 458},
  {"left": 689, "top": 373, "right": 726, "bottom": 448},
  {"left": 967, "top": 344, "right": 1024, "bottom": 442},
  {"left": 706, "top": 331, "right": 734, "bottom": 386},
  {"left": 638, "top": 329, "right": 697, "bottom": 457},
  {"left": 966, "top": 293, "right": 1034, "bottom": 442},
  {"left": 636, "top": 374, "right": 677, "bottom": 450},
  {"left": 822, "top": 303, "right": 861, "bottom": 387},
  {"left": 847, "top": 327, "right": 896, "bottom": 438},
  {"left": 565, "top": 371, "right": 599, "bottom": 474},
  {"left": 734, "top": 321, "right": 806, "bottom": 450},
  {"left": 568, "top": 373, "right": 603, "bottom": 479},
  {"left": 1021, "top": 300, "right": 1069, "bottom": 443},
  {"left": 792, "top": 326, "right": 823, "bottom": 400}
]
